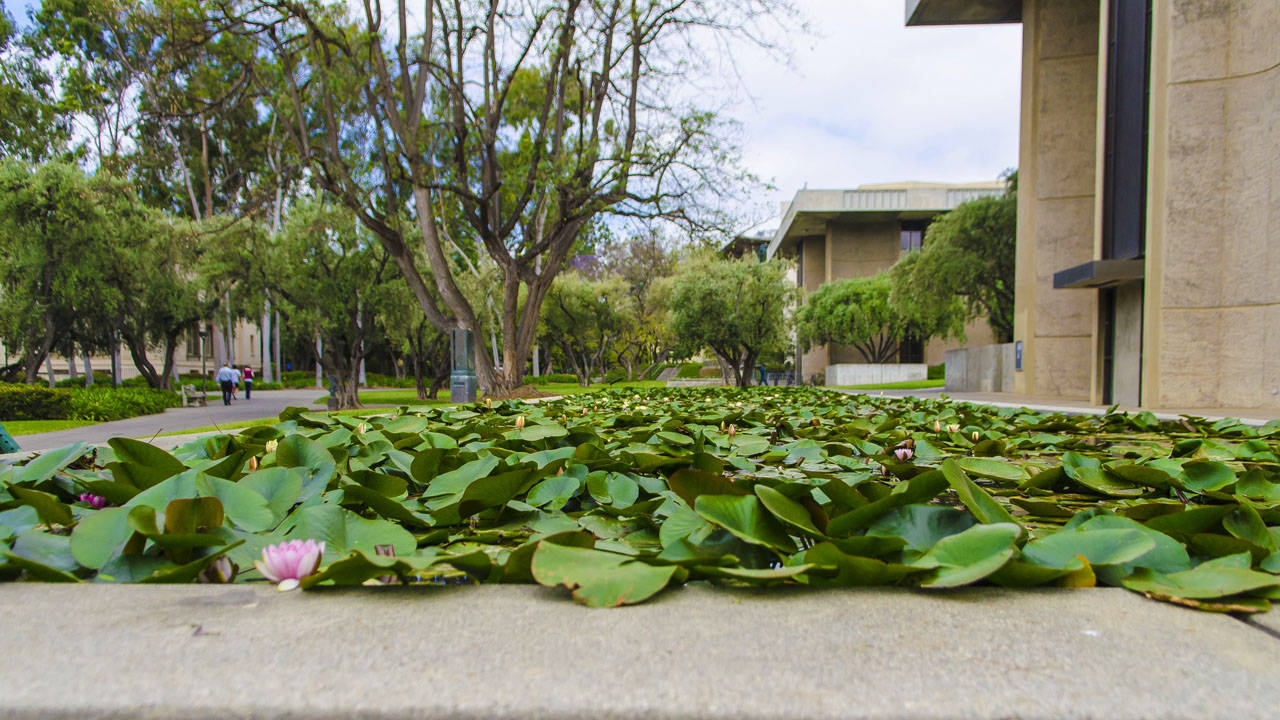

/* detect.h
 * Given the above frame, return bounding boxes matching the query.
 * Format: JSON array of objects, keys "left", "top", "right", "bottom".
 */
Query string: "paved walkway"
[
  {"left": 0, "top": 584, "right": 1276, "bottom": 718},
  {"left": 8, "top": 389, "right": 329, "bottom": 453},
  {"left": 844, "top": 387, "right": 1280, "bottom": 425}
]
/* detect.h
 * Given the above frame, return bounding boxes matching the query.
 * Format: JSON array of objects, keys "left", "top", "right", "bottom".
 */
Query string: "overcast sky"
[{"left": 729, "top": 0, "right": 1022, "bottom": 222}]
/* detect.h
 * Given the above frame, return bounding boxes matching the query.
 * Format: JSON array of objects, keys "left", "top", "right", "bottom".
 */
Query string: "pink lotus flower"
[
  {"left": 893, "top": 447, "right": 914, "bottom": 462},
  {"left": 254, "top": 539, "right": 324, "bottom": 591},
  {"left": 79, "top": 493, "right": 109, "bottom": 509}
]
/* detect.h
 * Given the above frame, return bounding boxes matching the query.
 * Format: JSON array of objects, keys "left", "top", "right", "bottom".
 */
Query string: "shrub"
[
  {"left": 66, "top": 387, "right": 181, "bottom": 422},
  {"left": 604, "top": 368, "right": 627, "bottom": 383},
  {"left": 0, "top": 384, "right": 72, "bottom": 421},
  {"left": 928, "top": 363, "right": 945, "bottom": 380},
  {"left": 525, "top": 373, "right": 579, "bottom": 385},
  {"left": 675, "top": 362, "right": 702, "bottom": 379},
  {"left": 364, "top": 372, "right": 414, "bottom": 388},
  {"left": 698, "top": 366, "right": 722, "bottom": 378}
]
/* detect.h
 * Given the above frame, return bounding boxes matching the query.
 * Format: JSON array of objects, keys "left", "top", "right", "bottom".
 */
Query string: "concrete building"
[
  {"left": 908, "top": 0, "right": 1280, "bottom": 410},
  {"left": 766, "top": 181, "right": 1005, "bottom": 382}
]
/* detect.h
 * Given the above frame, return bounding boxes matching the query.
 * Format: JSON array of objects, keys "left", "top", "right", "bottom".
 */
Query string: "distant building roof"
[
  {"left": 766, "top": 180, "right": 1007, "bottom": 259},
  {"left": 905, "top": 0, "right": 1021, "bottom": 26},
  {"left": 722, "top": 217, "right": 782, "bottom": 260}
]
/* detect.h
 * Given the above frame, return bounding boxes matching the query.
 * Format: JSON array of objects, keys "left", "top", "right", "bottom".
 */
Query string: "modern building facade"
[
  {"left": 908, "top": 0, "right": 1280, "bottom": 410},
  {"left": 766, "top": 181, "right": 1006, "bottom": 381}
]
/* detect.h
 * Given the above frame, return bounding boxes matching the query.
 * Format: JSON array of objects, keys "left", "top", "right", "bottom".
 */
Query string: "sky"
[{"left": 727, "top": 0, "right": 1022, "bottom": 223}]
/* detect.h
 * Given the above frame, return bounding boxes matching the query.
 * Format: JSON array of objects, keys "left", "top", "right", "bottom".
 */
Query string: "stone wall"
[
  {"left": 1143, "top": 0, "right": 1280, "bottom": 409},
  {"left": 1012, "top": 0, "right": 1100, "bottom": 401},
  {"left": 945, "top": 343, "right": 1016, "bottom": 393}
]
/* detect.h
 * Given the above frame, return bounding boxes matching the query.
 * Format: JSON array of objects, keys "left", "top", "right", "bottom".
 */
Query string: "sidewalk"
[
  {"left": 5, "top": 389, "right": 329, "bottom": 454},
  {"left": 0, "top": 584, "right": 1276, "bottom": 718},
  {"left": 845, "top": 387, "right": 1280, "bottom": 426}
]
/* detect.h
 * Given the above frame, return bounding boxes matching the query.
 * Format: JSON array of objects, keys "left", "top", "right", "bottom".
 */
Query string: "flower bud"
[
  {"left": 947, "top": 424, "right": 960, "bottom": 433},
  {"left": 247, "top": 456, "right": 259, "bottom": 472},
  {"left": 933, "top": 420, "right": 941, "bottom": 433},
  {"left": 893, "top": 447, "right": 914, "bottom": 462},
  {"left": 728, "top": 424, "right": 736, "bottom": 438},
  {"left": 515, "top": 415, "right": 526, "bottom": 430},
  {"left": 198, "top": 556, "right": 237, "bottom": 584},
  {"left": 264, "top": 439, "right": 279, "bottom": 454},
  {"left": 972, "top": 431, "right": 980, "bottom": 442}
]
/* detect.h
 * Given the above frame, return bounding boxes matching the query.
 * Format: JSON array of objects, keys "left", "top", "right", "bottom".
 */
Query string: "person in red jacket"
[{"left": 242, "top": 365, "right": 255, "bottom": 399}]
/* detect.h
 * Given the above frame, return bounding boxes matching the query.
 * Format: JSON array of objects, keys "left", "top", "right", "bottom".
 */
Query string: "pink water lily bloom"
[
  {"left": 79, "top": 493, "right": 109, "bottom": 509},
  {"left": 893, "top": 447, "right": 914, "bottom": 462},
  {"left": 254, "top": 539, "right": 325, "bottom": 591}
]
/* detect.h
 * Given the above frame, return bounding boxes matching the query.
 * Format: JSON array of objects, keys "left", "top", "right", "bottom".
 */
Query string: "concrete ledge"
[
  {"left": 826, "top": 363, "right": 926, "bottom": 386},
  {"left": 1, "top": 584, "right": 1278, "bottom": 718},
  {"left": 666, "top": 378, "right": 726, "bottom": 388}
]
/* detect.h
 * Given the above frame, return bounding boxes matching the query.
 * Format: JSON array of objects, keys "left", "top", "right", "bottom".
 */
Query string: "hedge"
[
  {"left": 0, "top": 384, "right": 181, "bottom": 422},
  {"left": 675, "top": 362, "right": 703, "bottom": 379}
]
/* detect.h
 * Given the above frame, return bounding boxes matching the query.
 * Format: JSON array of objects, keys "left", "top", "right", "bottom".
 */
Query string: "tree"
[
  {"left": 601, "top": 233, "right": 678, "bottom": 379},
  {"left": 890, "top": 173, "right": 1017, "bottom": 342},
  {"left": 383, "top": 276, "right": 451, "bottom": 400},
  {"left": 666, "top": 257, "right": 795, "bottom": 388},
  {"left": 0, "top": 8, "right": 68, "bottom": 162},
  {"left": 0, "top": 161, "right": 123, "bottom": 384},
  {"left": 796, "top": 274, "right": 918, "bottom": 364},
  {"left": 538, "top": 274, "right": 633, "bottom": 386},
  {"left": 260, "top": 203, "right": 398, "bottom": 409},
  {"left": 233, "top": 0, "right": 785, "bottom": 396}
]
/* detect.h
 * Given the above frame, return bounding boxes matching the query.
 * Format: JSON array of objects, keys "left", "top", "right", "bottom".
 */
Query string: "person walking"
[
  {"left": 242, "top": 365, "right": 255, "bottom": 399},
  {"left": 215, "top": 363, "right": 238, "bottom": 406}
]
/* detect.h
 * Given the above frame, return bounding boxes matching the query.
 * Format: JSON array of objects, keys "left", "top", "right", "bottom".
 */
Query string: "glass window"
[{"left": 900, "top": 220, "right": 929, "bottom": 253}]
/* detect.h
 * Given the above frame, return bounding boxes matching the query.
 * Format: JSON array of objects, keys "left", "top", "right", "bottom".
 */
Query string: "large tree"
[
  {"left": 666, "top": 256, "right": 795, "bottom": 388},
  {"left": 229, "top": 0, "right": 784, "bottom": 396},
  {"left": 0, "top": 8, "right": 69, "bottom": 162},
  {"left": 890, "top": 173, "right": 1017, "bottom": 343}
]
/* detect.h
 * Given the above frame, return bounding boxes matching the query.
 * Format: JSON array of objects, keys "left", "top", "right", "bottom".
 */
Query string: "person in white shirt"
[{"left": 215, "top": 363, "right": 238, "bottom": 405}]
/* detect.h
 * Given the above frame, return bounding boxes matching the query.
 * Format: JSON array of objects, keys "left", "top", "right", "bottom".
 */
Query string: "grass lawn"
[
  {"left": 836, "top": 379, "right": 945, "bottom": 391},
  {"left": 1, "top": 419, "right": 101, "bottom": 436}
]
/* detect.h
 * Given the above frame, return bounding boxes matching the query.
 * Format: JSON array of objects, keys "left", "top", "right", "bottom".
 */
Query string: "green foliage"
[
  {"left": 0, "top": 385, "right": 72, "bottom": 421},
  {"left": 890, "top": 175, "right": 1017, "bottom": 342},
  {"left": 796, "top": 273, "right": 928, "bottom": 364},
  {"left": 928, "top": 363, "right": 945, "bottom": 380},
  {"left": 0, "top": 384, "right": 179, "bottom": 421},
  {"left": 675, "top": 363, "right": 704, "bottom": 379},
  {"left": 526, "top": 374, "right": 579, "bottom": 386},
  {"left": 4, "top": 388, "right": 1280, "bottom": 614},
  {"left": 538, "top": 274, "right": 634, "bottom": 386},
  {"left": 666, "top": 257, "right": 796, "bottom": 387}
]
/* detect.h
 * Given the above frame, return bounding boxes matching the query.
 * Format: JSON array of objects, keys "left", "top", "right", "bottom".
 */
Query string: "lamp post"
[
  {"left": 449, "top": 328, "right": 477, "bottom": 403},
  {"left": 199, "top": 326, "right": 208, "bottom": 394}
]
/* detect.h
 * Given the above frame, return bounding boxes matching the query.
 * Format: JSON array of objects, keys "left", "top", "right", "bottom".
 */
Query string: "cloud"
[{"left": 726, "top": 0, "right": 1022, "bottom": 219}]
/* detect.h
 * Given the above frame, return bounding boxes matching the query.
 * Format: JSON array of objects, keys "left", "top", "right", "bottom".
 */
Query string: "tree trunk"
[
  {"left": 83, "top": 351, "right": 94, "bottom": 387},
  {"left": 44, "top": 355, "right": 55, "bottom": 388},
  {"left": 68, "top": 353, "right": 79, "bottom": 380},
  {"left": 122, "top": 331, "right": 163, "bottom": 389}
]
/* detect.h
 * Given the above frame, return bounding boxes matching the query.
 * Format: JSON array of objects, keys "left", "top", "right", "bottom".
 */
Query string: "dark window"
[
  {"left": 1102, "top": 0, "right": 1152, "bottom": 260},
  {"left": 900, "top": 220, "right": 929, "bottom": 253},
  {"left": 898, "top": 334, "right": 924, "bottom": 364}
]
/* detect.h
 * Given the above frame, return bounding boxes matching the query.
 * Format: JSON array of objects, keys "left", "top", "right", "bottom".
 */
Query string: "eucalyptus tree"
[
  {"left": 0, "top": 8, "right": 69, "bottom": 162},
  {"left": 226, "top": 0, "right": 789, "bottom": 396}
]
